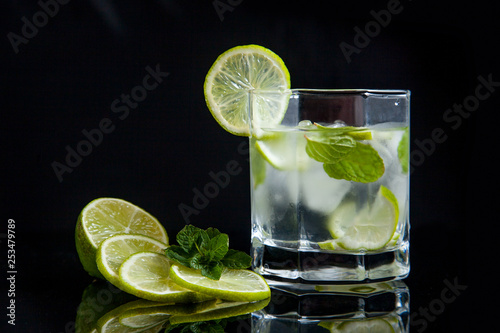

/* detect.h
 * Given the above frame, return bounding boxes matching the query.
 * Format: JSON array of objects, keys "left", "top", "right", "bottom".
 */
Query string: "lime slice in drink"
[
  {"left": 96, "top": 234, "right": 168, "bottom": 287},
  {"left": 118, "top": 251, "right": 215, "bottom": 303},
  {"left": 75, "top": 197, "right": 168, "bottom": 279},
  {"left": 328, "top": 186, "right": 399, "bottom": 251},
  {"left": 204, "top": 44, "right": 291, "bottom": 137},
  {"left": 255, "top": 130, "right": 310, "bottom": 170},
  {"left": 169, "top": 264, "right": 271, "bottom": 302}
]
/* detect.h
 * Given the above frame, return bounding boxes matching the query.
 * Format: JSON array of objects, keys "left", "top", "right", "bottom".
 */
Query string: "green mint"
[
  {"left": 323, "top": 142, "right": 385, "bottom": 182},
  {"left": 305, "top": 125, "right": 384, "bottom": 183},
  {"left": 397, "top": 127, "right": 409, "bottom": 173},
  {"left": 165, "top": 225, "right": 251, "bottom": 280}
]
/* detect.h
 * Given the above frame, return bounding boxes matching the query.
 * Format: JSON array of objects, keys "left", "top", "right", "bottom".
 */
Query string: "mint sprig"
[
  {"left": 165, "top": 225, "right": 252, "bottom": 280},
  {"left": 305, "top": 125, "right": 385, "bottom": 183}
]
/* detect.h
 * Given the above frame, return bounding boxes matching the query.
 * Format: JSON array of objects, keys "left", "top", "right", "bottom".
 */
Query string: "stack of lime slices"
[{"left": 75, "top": 197, "right": 270, "bottom": 304}]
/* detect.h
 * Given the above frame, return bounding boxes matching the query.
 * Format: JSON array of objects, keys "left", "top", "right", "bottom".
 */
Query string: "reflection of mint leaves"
[
  {"left": 305, "top": 126, "right": 384, "bottom": 183},
  {"left": 397, "top": 127, "right": 409, "bottom": 173},
  {"left": 165, "top": 225, "right": 251, "bottom": 281}
]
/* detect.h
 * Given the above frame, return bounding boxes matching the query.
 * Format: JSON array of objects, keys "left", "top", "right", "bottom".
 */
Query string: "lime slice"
[
  {"left": 335, "top": 318, "right": 395, "bottom": 332},
  {"left": 328, "top": 186, "right": 399, "bottom": 251},
  {"left": 169, "top": 264, "right": 271, "bottom": 302},
  {"left": 255, "top": 130, "right": 310, "bottom": 171},
  {"left": 118, "top": 251, "right": 214, "bottom": 303},
  {"left": 204, "top": 44, "right": 291, "bottom": 137},
  {"left": 168, "top": 298, "right": 270, "bottom": 325},
  {"left": 75, "top": 197, "right": 168, "bottom": 279},
  {"left": 96, "top": 234, "right": 168, "bottom": 287}
]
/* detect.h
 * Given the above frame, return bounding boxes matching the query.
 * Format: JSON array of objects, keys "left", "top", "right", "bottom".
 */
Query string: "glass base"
[
  {"left": 252, "top": 241, "right": 409, "bottom": 283},
  {"left": 252, "top": 281, "right": 409, "bottom": 332}
]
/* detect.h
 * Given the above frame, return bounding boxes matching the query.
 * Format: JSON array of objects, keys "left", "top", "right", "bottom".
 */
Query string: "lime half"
[
  {"left": 75, "top": 197, "right": 168, "bottom": 279},
  {"left": 328, "top": 186, "right": 399, "bottom": 251},
  {"left": 96, "top": 234, "right": 168, "bottom": 288},
  {"left": 169, "top": 264, "right": 271, "bottom": 302},
  {"left": 204, "top": 45, "right": 291, "bottom": 137},
  {"left": 118, "top": 251, "right": 214, "bottom": 303}
]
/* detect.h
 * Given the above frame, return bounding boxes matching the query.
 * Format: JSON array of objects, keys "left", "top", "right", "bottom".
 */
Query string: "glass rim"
[{"left": 249, "top": 88, "right": 410, "bottom": 95}]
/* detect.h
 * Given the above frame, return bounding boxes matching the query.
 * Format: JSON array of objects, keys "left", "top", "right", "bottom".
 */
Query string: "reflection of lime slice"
[
  {"left": 169, "top": 298, "right": 270, "bottom": 325},
  {"left": 75, "top": 198, "right": 168, "bottom": 279},
  {"left": 336, "top": 318, "right": 395, "bottom": 332},
  {"left": 255, "top": 130, "right": 310, "bottom": 170},
  {"left": 118, "top": 251, "right": 214, "bottom": 303},
  {"left": 96, "top": 300, "right": 169, "bottom": 333},
  {"left": 96, "top": 234, "right": 168, "bottom": 287},
  {"left": 75, "top": 281, "right": 137, "bottom": 333},
  {"left": 204, "top": 45, "right": 290, "bottom": 137},
  {"left": 169, "top": 265, "right": 271, "bottom": 302},
  {"left": 328, "top": 186, "right": 398, "bottom": 251}
]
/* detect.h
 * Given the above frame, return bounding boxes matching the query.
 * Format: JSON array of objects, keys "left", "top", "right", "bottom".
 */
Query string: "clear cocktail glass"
[{"left": 249, "top": 89, "right": 410, "bottom": 283}]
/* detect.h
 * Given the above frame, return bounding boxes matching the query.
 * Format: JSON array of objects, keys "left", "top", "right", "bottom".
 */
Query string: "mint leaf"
[
  {"left": 305, "top": 134, "right": 356, "bottom": 163},
  {"left": 221, "top": 249, "right": 252, "bottom": 269},
  {"left": 165, "top": 245, "right": 191, "bottom": 267},
  {"left": 202, "top": 261, "right": 224, "bottom": 280},
  {"left": 165, "top": 225, "right": 251, "bottom": 280},
  {"left": 323, "top": 142, "right": 385, "bottom": 183},
  {"left": 177, "top": 224, "right": 202, "bottom": 250},
  {"left": 207, "top": 233, "right": 229, "bottom": 260},
  {"left": 397, "top": 127, "right": 409, "bottom": 173}
]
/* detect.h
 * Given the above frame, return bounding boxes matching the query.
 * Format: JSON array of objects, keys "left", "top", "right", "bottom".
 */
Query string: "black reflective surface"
[{"left": 2, "top": 0, "right": 498, "bottom": 332}]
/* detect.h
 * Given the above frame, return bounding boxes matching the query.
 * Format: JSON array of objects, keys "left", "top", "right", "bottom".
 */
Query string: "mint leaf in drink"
[
  {"left": 305, "top": 134, "right": 356, "bottom": 163},
  {"left": 305, "top": 124, "right": 384, "bottom": 183},
  {"left": 165, "top": 225, "right": 251, "bottom": 280},
  {"left": 323, "top": 142, "right": 385, "bottom": 183},
  {"left": 398, "top": 127, "right": 409, "bottom": 173}
]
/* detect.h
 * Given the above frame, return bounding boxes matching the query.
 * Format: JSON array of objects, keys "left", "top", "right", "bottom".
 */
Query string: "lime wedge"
[
  {"left": 328, "top": 186, "right": 399, "bottom": 251},
  {"left": 204, "top": 45, "right": 290, "bottom": 137},
  {"left": 118, "top": 251, "right": 214, "bottom": 303},
  {"left": 169, "top": 264, "right": 271, "bottom": 302},
  {"left": 96, "top": 234, "right": 168, "bottom": 287},
  {"left": 75, "top": 197, "right": 168, "bottom": 279}
]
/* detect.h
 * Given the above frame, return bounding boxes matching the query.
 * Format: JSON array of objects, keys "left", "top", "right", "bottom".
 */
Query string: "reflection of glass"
[
  {"left": 250, "top": 89, "right": 410, "bottom": 282},
  {"left": 251, "top": 281, "right": 409, "bottom": 332},
  {"left": 75, "top": 281, "right": 268, "bottom": 333}
]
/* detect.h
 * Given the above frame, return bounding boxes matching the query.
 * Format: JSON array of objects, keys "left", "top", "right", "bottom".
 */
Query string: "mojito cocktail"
[
  {"left": 202, "top": 44, "right": 409, "bottom": 283},
  {"left": 249, "top": 90, "right": 410, "bottom": 282}
]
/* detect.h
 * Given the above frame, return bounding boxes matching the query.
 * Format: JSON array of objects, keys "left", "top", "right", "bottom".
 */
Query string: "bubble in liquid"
[
  {"left": 298, "top": 120, "right": 313, "bottom": 128},
  {"left": 331, "top": 120, "right": 347, "bottom": 128}
]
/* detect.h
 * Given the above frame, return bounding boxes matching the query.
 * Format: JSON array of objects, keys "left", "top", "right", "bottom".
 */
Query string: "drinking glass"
[{"left": 249, "top": 89, "right": 410, "bottom": 282}]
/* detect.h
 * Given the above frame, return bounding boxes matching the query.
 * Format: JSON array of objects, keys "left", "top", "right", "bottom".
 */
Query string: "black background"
[{"left": 1, "top": 0, "right": 499, "bottom": 331}]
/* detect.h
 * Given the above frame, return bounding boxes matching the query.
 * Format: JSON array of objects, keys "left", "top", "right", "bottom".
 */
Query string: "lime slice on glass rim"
[
  {"left": 169, "top": 264, "right": 271, "bottom": 302},
  {"left": 75, "top": 197, "right": 168, "bottom": 279},
  {"left": 118, "top": 251, "right": 215, "bottom": 303},
  {"left": 328, "top": 186, "right": 399, "bottom": 251},
  {"left": 204, "top": 44, "right": 291, "bottom": 138}
]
